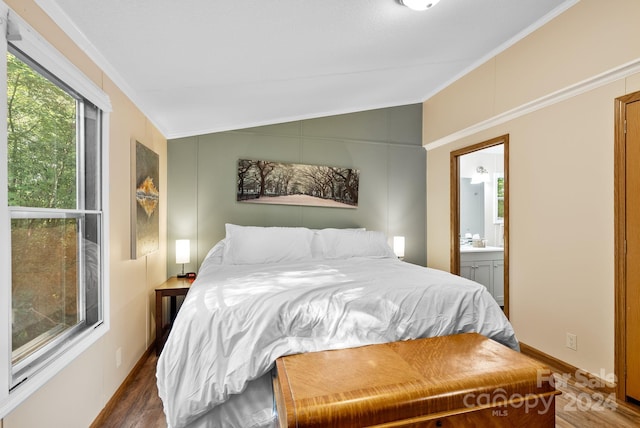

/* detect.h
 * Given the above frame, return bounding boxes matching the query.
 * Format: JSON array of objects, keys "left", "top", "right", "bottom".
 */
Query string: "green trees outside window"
[
  {"left": 495, "top": 175, "right": 504, "bottom": 223},
  {"left": 8, "top": 52, "right": 77, "bottom": 209},
  {"left": 7, "top": 49, "right": 102, "bottom": 382}
]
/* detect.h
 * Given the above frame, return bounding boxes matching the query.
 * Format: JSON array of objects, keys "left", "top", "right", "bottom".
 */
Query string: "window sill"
[{"left": 0, "top": 322, "right": 109, "bottom": 419}]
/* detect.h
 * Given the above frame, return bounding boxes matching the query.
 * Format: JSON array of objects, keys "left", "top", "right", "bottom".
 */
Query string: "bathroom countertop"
[{"left": 460, "top": 245, "right": 504, "bottom": 253}]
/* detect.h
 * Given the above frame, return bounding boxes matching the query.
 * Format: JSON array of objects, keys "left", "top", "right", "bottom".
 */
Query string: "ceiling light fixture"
[
  {"left": 399, "top": 0, "right": 441, "bottom": 11},
  {"left": 470, "top": 166, "right": 490, "bottom": 184}
]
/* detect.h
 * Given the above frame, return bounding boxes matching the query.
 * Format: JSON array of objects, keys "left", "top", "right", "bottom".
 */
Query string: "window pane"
[
  {"left": 497, "top": 177, "right": 505, "bottom": 198},
  {"left": 84, "top": 103, "right": 101, "bottom": 211},
  {"left": 83, "top": 214, "right": 102, "bottom": 325},
  {"left": 11, "top": 217, "right": 81, "bottom": 364},
  {"left": 7, "top": 51, "right": 77, "bottom": 209}
]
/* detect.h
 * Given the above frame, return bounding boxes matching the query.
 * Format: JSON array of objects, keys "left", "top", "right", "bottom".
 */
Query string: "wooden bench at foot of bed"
[{"left": 273, "top": 333, "right": 559, "bottom": 428}]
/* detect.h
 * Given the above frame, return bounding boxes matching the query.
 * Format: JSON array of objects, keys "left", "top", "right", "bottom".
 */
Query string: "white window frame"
[{"left": 0, "top": 3, "right": 111, "bottom": 417}]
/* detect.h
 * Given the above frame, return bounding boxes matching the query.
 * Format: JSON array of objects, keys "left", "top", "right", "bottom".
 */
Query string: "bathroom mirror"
[{"left": 451, "top": 135, "right": 509, "bottom": 316}]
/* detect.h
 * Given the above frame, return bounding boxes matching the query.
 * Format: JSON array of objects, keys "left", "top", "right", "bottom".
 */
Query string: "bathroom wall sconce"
[
  {"left": 399, "top": 0, "right": 441, "bottom": 11},
  {"left": 393, "top": 236, "right": 405, "bottom": 259},
  {"left": 176, "top": 239, "right": 190, "bottom": 278},
  {"left": 470, "top": 166, "right": 490, "bottom": 184}
]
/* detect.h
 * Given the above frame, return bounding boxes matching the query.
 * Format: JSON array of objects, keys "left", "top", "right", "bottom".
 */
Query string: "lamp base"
[{"left": 177, "top": 262, "right": 186, "bottom": 278}]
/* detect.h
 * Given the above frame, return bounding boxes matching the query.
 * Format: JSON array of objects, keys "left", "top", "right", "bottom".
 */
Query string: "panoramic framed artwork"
[
  {"left": 131, "top": 140, "right": 160, "bottom": 259},
  {"left": 237, "top": 159, "right": 359, "bottom": 209}
]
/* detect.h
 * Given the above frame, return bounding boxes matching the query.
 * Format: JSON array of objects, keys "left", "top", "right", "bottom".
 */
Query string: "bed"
[{"left": 156, "top": 224, "right": 519, "bottom": 428}]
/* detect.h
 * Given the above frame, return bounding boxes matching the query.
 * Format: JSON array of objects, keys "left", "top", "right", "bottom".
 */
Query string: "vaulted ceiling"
[{"left": 35, "top": 0, "right": 576, "bottom": 139}]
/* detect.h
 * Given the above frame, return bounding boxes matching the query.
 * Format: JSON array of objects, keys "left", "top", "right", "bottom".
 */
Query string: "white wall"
[{"left": 424, "top": 0, "right": 640, "bottom": 377}]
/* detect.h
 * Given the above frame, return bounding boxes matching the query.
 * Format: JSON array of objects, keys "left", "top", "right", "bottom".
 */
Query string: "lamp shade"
[
  {"left": 175, "top": 239, "right": 190, "bottom": 264},
  {"left": 393, "top": 236, "right": 405, "bottom": 258}
]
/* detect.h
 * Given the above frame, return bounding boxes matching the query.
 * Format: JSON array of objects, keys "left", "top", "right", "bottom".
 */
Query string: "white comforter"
[{"left": 156, "top": 256, "right": 518, "bottom": 428}]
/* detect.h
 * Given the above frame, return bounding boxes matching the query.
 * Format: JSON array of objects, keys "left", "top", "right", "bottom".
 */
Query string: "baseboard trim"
[
  {"left": 519, "top": 341, "right": 616, "bottom": 394},
  {"left": 90, "top": 341, "right": 155, "bottom": 428}
]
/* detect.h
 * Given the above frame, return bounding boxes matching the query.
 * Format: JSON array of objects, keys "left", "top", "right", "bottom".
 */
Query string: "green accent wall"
[{"left": 167, "top": 104, "right": 425, "bottom": 274}]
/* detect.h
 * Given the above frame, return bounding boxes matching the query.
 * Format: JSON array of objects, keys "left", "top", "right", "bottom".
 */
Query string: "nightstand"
[{"left": 155, "top": 276, "right": 193, "bottom": 356}]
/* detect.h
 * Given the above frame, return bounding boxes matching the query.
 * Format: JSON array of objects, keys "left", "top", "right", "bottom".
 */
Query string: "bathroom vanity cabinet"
[{"left": 460, "top": 247, "right": 504, "bottom": 306}]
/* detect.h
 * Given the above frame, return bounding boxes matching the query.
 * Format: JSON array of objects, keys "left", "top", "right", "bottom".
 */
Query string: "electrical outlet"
[
  {"left": 566, "top": 333, "right": 577, "bottom": 351},
  {"left": 116, "top": 347, "right": 122, "bottom": 368}
]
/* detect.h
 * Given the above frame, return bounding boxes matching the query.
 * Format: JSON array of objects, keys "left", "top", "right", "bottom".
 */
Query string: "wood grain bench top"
[{"left": 273, "top": 333, "right": 559, "bottom": 428}]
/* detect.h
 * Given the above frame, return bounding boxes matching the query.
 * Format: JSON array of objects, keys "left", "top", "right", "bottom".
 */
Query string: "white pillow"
[
  {"left": 317, "top": 228, "right": 396, "bottom": 259},
  {"left": 203, "top": 239, "right": 226, "bottom": 265},
  {"left": 223, "top": 224, "right": 314, "bottom": 265},
  {"left": 310, "top": 227, "right": 365, "bottom": 259}
]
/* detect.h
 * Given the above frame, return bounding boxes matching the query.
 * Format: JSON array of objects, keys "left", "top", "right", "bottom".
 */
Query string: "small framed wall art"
[{"left": 131, "top": 139, "right": 160, "bottom": 259}]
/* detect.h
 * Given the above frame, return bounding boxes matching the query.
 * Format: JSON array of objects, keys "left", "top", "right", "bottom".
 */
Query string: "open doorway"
[{"left": 450, "top": 135, "right": 509, "bottom": 317}]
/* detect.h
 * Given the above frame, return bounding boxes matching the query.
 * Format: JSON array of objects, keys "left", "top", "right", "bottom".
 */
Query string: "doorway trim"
[
  {"left": 450, "top": 134, "right": 510, "bottom": 318},
  {"left": 614, "top": 91, "right": 640, "bottom": 401}
]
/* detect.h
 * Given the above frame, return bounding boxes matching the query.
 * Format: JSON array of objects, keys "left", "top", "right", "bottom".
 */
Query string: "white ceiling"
[{"left": 35, "top": 0, "right": 576, "bottom": 139}]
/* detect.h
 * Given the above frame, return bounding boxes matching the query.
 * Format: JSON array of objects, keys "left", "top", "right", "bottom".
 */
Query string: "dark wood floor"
[
  {"left": 94, "top": 353, "right": 166, "bottom": 428},
  {"left": 94, "top": 353, "right": 640, "bottom": 428}
]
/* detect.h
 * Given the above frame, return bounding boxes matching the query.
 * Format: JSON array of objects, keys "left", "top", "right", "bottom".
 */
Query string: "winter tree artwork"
[{"left": 237, "top": 159, "right": 359, "bottom": 208}]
